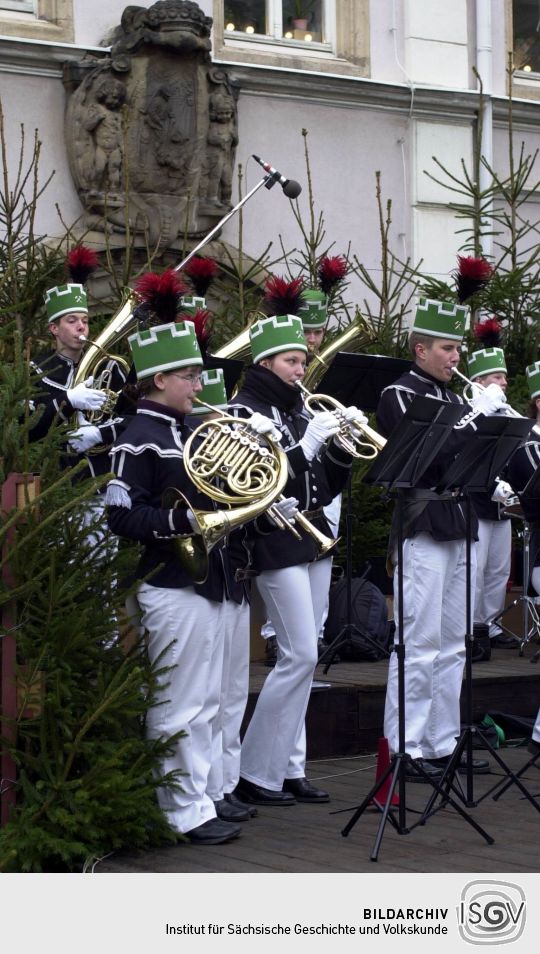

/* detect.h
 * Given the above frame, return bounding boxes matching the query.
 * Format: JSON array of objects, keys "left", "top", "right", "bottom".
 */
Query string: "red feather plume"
[
  {"left": 177, "top": 307, "right": 212, "bottom": 356},
  {"left": 66, "top": 246, "right": 99, "bottom": 284},
  {"left": 134, "top": 269, "right": 188, "bottom": 323},
  {"left": 183, "top": 257, "right": 219, "bottom": 296},
  {"left": 263, "top": 275, "right": 304, "bottom": 315},
  {"left": 473, "top": 317, "right": 502, "bottom": 348},
  {"left": 317, "top": 255, "right": 348, "bottom": 294},
  {"left": 455, "top": 255, "right": 493, "bottom": 303}
]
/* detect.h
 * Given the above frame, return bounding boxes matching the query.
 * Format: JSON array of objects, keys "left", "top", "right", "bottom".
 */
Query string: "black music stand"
[
  {"left": 317, "top": 354, "right": 410, "bottom": 671},
  {"left": 417, "top": 414, "right": 537, "bottom": 818},
  {"left": 338, "top": 396, "right": 494, "bottom": 860}
]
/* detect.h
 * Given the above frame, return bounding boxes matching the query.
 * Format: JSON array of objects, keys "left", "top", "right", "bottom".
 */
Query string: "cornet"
[{"left": 296, "top": 382, "right": 386, "bottom": 460}]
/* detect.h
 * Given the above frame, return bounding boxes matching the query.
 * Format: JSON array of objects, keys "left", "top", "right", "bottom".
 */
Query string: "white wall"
[
  {"left": 404, "top": 0, "right": 469, "bottom": 88},
  {"left": 230, "top": 92, "right": 411, "bottom": 308}
]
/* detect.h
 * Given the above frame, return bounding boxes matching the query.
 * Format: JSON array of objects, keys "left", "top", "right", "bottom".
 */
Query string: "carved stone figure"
[
  {"left": 63, "top": 1, "right": 238, "bottom": 246},
  {"left": 200, "top": 90, "right": 239, "bottom": 210}
]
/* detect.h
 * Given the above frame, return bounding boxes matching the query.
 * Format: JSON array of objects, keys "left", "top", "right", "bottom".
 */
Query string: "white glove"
[
  {"left": 340, "top": 405, "right": 369, "bottom": 426},
  {"left": 245, "top": 411, "right": 282, "bottom": 443},
  {"left": 66, "top": 377, "right": 107, "bottom": 412},
  {"left": 491, "top": 480, "right": 515, "bottom": 505},
  {"left": 67, "top": 424, "right": 102, "bottom": 453},
  {"left": 299, "top": 411, "right": 340, "bottom": 461},
  {"left": 469, "top": 382, "right": 507, "bottom": 416},
  {"left": 268, "top": 496, "right": 299, "bottom": 527}
]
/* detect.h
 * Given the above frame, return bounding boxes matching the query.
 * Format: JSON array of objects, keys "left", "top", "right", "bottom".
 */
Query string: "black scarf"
[{"left": 240, "top": 364, "right": 304, "bottom": 414}]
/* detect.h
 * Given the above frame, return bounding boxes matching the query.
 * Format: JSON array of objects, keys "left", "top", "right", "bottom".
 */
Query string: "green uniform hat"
[
  {"left": 44, "top": 283, "right": 88, "bottom": 323},
  {"left": 297, "top": 289, "right": 328, "bottom": 329},
  {"left": 412, "top": 298, "right": 469, "bottom": 341},
  {"left": 526, "top": 361, "right": 540, "bottom": 399},
  {"left": 468, "top": 347, "right": 507, "bottom": 380},
  {"left": 190, "top": 368, "right": 228, "bottom": 416},
  {"left": 128, "top": 320, "right": 203, "bottom": 380},
  {"left": 249, "top": 314, "right": 308, "bottom": 364},
  {"left": 180, "top": 295, "right": 206, "bottom": 316}
]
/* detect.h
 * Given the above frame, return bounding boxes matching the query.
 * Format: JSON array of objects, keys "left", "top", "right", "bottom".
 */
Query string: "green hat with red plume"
[{"left": 298, "top": 255, "right": 348, "bottom": 329}]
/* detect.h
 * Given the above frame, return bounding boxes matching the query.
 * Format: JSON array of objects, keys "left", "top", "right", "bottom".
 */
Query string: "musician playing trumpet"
[
  {"left": 376, "top": 299, "right": 508, "bottom": 782},
  {"left": 229, "top": 311, "right": 367, "bottom": 806}
]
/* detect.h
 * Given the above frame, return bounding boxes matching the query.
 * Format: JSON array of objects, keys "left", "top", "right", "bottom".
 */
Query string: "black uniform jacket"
[
  {"left": 228, "top": 364, "right": 353, "bottom": 573},
  {"left": 30, "top": 349, "right": 128, "bottom": 487},
  {"left": 376, "top": 365, "right": 481, "bottom": 542},
  {"left": 507, "top": 425, "right": 540, "bottom": 577},
  {"left": 106, "top": 399, "right": 240, "bottom": 601}
]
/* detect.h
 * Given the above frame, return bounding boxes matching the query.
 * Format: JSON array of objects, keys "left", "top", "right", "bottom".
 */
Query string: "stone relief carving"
[{"left": 63, "top": 1, "right": 238, "bottom": 246}]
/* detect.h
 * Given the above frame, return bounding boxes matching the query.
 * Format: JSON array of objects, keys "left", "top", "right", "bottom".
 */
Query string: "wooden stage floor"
[{"left": 96, "top": 748, "right": 540, "bottom": 873}]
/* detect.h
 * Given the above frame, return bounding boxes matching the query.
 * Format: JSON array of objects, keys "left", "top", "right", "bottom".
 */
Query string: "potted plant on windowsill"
[{"left": 291, "top": 0, "right": 314, "bottom": 31}]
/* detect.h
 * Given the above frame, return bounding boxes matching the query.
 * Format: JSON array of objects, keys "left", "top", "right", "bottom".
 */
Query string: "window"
[
  {"left": 0, "top": 1, "right": 36, "bottom": 11},
  {"left": 513, "top": 0, "right": 540, "bottom": 73},
  {"left": 224, "top": 0, "right": 328, "bottom": 46}
]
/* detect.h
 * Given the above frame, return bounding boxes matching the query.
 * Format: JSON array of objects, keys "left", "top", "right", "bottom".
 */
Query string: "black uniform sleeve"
[{"left": 106, "top": 447, "right": 193, "bottom": 543}]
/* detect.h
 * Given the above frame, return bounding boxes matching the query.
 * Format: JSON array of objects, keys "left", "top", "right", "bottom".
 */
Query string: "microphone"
[{"left": 252, "top": 154, "right": 302, "bottom": 198}]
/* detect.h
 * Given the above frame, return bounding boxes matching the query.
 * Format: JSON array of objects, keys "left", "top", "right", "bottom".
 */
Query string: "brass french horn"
[{"left": 296, "top": 381, "right": 386, "bottom": 460}]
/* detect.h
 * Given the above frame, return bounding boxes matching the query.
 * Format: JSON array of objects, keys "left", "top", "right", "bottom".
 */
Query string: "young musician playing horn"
[
  {"left": 376, "top": 298, "right": 508, "bottom": 782},
  {"left": 105, "top": 313, "right": 249, "bottom": 845},
  {"left": 230, "top": 313, "right": 367, "bottom": 805},
  {"left": 507, "top": 361, "right": 540, "bottom": 757}
]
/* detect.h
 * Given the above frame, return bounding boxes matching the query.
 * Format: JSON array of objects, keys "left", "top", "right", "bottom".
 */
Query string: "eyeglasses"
[{"left": 169, "top": 372, "right": 203, "bottom": 385}]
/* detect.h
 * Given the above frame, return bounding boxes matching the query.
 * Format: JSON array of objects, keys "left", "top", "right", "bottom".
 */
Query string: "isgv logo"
[{"left": 457, "top": 880, "right": 526, "bottom": 945}]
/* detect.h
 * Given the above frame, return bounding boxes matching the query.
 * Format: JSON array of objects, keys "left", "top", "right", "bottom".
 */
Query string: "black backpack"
[{"left": 323, "top": 575, "right": 392, "bottom": 661}]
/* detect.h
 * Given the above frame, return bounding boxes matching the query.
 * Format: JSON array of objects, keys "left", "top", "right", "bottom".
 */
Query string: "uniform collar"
[
  {"left": 137, "top": 398, "right": 185, "bottom": 425},
  {"left": 412, "top": 364, "right": 449, "bottom": 389}
]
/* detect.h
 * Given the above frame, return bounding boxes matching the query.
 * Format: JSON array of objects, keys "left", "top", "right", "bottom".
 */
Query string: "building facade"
[{"left": 1, "top": 1, "right": 539, "bottom": 306}]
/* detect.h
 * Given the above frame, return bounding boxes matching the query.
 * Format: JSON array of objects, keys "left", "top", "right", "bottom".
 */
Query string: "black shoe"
[
  {"left": 472, "top": 623, "right": 491, "bottom": 662},
  {"left": 235, "top": 777, "right": 296, "bottom": 805},
  {"left": 224, "top": 792, "right": 258, "bottom": 817},
  {"left": 264, "top": 635, "right": 278, "bottom": 667},
  {"left": 214, "top": 797, "right": 251, "bottom": 822},
  {"left": 491, "top": 632, "right": 518, "bottom": 647},
  {"left": 404, "top": 758, "right": 444, "bottom": 783},
  {"left": 527, "top": 738, "right": 540, "bottom": 757},
  {"left": 184, "top": 818, "right": 241, "bottom": 845},
  {"left": 282, "top": 777, "right": 330, "bottom": 803},
  {"left": 427, "top": 755, "right": 491, "bottom": 775}
]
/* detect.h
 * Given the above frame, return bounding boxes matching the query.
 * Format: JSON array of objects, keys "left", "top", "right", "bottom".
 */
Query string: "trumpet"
[
  {"left": 452, "top": 367, "right": 523, "bottom": 418},
  {"left": 296, "top": 382, "right": 386, "bottom": 460}
]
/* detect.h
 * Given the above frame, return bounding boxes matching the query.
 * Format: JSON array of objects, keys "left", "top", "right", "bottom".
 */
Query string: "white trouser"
[
  {"left": 474, "top": 518, "right": 511, "bottom": 636},
  {"left": 286, "top": 556, "right": 333, "bottom": 778},
  {"left": 240, "top": 559, "right": 330, "bottom": 790},
  {"left": 207, "top": 598, "right": 250, "bottom": 800},
  {"left": 137, "top": 582, "right": 224, "bottom": 834},
  {"left": 385, "top": 533, "right": 476, "bottom": 760},
  {"left": 260, "top": 494, "right": 341, "bottom": 642}
]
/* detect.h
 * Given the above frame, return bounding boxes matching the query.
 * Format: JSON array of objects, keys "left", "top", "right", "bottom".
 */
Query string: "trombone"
[{"left": 296, "top": 382, "right": 386, "bottom": 460}]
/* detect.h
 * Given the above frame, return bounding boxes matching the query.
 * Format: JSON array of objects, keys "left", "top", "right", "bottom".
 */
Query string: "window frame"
[
  {"left": 222, "top": 1, "right": 335, "bottom": 53},
  {"left": 0, "top": 1, "right": 36, "bottom": 11}
]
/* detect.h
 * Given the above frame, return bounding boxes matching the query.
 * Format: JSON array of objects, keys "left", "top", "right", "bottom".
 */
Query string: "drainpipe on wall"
[{"left": 476, "top": 0, "right": 494, "bottom": 260}]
